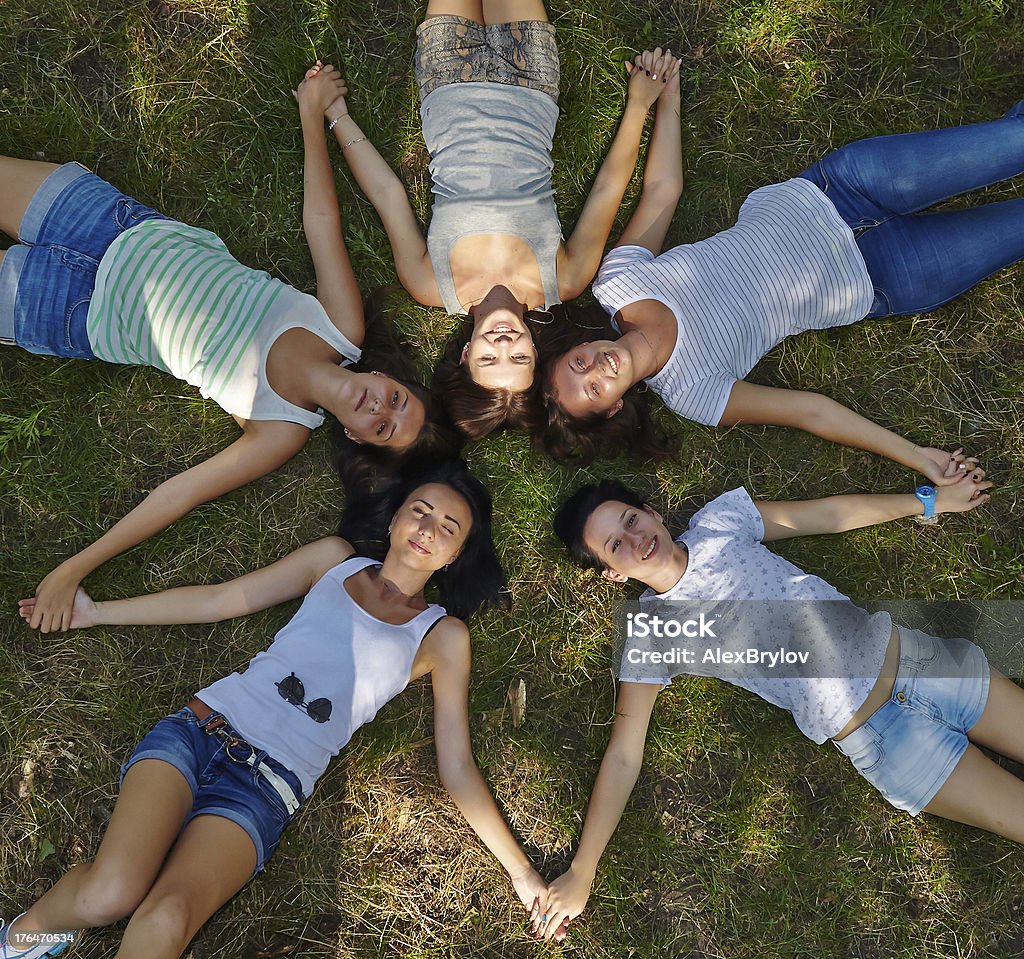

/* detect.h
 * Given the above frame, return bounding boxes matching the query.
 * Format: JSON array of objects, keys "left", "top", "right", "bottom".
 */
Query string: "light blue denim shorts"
[
  {"left": 121, "top": 706, "right": 304, "bottom": 876},
  {"left": 0, "top": 161, "right": 166, "bottom": 357},
  {"left": 833, "top": 626, "right": 990, "bottom": 816}
]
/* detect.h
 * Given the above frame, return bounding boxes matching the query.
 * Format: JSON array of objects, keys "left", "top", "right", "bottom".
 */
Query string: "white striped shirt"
[
  {"left": 592, "top": 178, "right": 874, "bottom": 426},
  {"left": 87, "top": 220, "right": 360, "bottom": 427}
]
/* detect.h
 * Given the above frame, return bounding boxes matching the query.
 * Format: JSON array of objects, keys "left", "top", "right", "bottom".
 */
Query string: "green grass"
[{"left": 3, "top": 0, "right": 1024, "bottom": 956}]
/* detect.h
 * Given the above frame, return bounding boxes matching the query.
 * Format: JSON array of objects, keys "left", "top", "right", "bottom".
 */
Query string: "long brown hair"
[
  {"left": 334, "top": 289, "right": 462, "bottom": 493},
  {"left": 431, "top": 307, "right": 572, "bottom": 439},
  {"left": 538, "top": 304, "right": 676, "bottom": 465}
]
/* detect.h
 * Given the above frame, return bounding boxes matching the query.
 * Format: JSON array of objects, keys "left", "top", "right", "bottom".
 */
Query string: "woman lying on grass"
[
  {"left": 317, "top": 0, "right": 679, "bottom": 437},
  {"left": 541, "top": 90, "right": 1024, "bottom": 470},
  {"left": 2, "top": 64, "right": 454, "bottom": 636},
  {"left": 536, "top": 470, "right": 1012, "bottom": 939},
  {"left": 6, "top": 459, "right": 546, "bottom": 959}
]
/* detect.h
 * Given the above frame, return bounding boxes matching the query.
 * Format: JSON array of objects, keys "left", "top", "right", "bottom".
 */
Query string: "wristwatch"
[{"left": 913, "top": 485, "right": 938, "bottom": 525}]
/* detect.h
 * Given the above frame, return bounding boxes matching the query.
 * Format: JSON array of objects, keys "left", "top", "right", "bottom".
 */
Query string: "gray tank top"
[{"left": 420, "top": 82, "right": 563, "bottom": 315}]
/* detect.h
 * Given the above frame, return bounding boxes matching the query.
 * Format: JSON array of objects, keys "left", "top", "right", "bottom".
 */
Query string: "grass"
[{"left": 2, "top": 0, "right": 1024, "bottom": 956}]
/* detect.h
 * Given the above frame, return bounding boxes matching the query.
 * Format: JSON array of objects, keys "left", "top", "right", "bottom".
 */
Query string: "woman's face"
[
  {"left": 388, "top": 483, "right": 473, "bottom": 572},
  {"left": 464, "top": 308, "right": 537, "bottom": 392},
  {"left": 336, "top": 372, "right": 426, "bottom": 448},
  {"left": 548, "top": 340, "right": 630, "bottom": 418}
]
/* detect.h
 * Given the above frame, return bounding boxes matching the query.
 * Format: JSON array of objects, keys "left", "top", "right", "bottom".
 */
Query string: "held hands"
[
  {"left": 22, "top": 562, "right": 87, "bottom": 633},
  {"left": 293, "top": 60, "right": 348, "bottom": 121},
  {"left": 935, "top": 464, "right": 993, "bottom": 514},
  {"left": 20, "top": 585, "right": 99, "bottom": 632},
  {"left": 507, "top": 863, "right": 549, "bottom": 934},
  {"left": 625, "top": 47, "right": 682, "bottom": 110},
  {"left": 916, "top": 446, "right": 978, "bottom": 487},
  {"left": 535, "top": 862, "right": 592, "bottom": 942}
]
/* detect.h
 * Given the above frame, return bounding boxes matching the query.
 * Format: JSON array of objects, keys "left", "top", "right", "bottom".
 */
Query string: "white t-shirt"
[
  {"left": 618, "top": 488, "right": 891, "bottom": 743},
  {"left": 592, "top": 178, "right": 874, "bottom": 427}
]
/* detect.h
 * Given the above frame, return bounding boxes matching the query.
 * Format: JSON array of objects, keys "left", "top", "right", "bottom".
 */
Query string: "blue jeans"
[
  {"left": 799, "top": 100, "right": 1024, "bottom": 316},
  {"left": 121, "top": 707, "right": 304, "bottom": 877},
  {"left": 0, "top": 162, "right": 167, "bottom": 356},
  {"left": 833, "top": 627, "right": 990, "bottom": 816}
]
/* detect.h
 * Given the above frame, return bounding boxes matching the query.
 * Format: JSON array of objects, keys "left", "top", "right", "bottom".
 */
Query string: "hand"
[
  {"left": 536, "top": 863, "right": 592, "bottom": 942},
  {"left": 508, "top": 864, "right": 547, "bottom": 934},
  {"left": 625, "top": 48, "right": 681, "bottom": 110},
  {"left": 915, "top": 446, "right": 977, "bottom": 487},
  {"left": 293, "top": 60, "right": 348, "bottom": 120},
  {"left": 20, "top": 581, "right": 96, "bottom": 630},
  {"left": 935, "top": 465, "right": 993, "bottom": 514}
]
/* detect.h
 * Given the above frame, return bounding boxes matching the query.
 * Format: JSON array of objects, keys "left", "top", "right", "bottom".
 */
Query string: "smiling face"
[
  {"left": 388, "top": 482, "right": 473, "bottom": 573},
  {"left": 464, "top": 308, "right": 537, "bottom": 392},
  {"left": 335, "top": 372, "right": 426, "bottom": 449},
  {"left": 548, "top": 340, "right": 631, "bottom": 419},
  {"left": 582, "top": 499, "right": 675, "bottom": 585}
]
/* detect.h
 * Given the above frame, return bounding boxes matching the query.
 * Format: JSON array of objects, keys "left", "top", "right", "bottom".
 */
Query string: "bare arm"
[
  {"left": 321, "top": 86, "right": 442, "bottom": 307},
  {"left": 295, "top": 63, "right": 365, "bottom": 345},
  {"left": 425, "top": 618, "right": 546, "bottom": 924},
  {"left": 537, "top": 680, "right": 662, "bottom": 940},
  {"left": 757, "top": 469, "right": 991, "bottom": 541},
  {"left": 721, "top": 380, "right": 972, "bottom": 488},
  {"left": 28, "top": 426, "right": 307, "bottom": 633},
  {"left": 19, "top": 537, "right": 354, "bottom": 628},
  {"left": 613, "top": 62, "right": 683, "bottom": 254},
  {"left": 560, "top": 50, "right": 681, "bottom": 299}
]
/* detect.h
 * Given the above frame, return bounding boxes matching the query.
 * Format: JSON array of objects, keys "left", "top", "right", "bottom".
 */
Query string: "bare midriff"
[{"left": 832, "top": 625, "right": 901, "bottom": 742}]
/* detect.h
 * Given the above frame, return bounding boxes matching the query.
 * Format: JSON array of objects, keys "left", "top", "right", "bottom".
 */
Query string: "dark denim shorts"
[
  {"left": 120, "top": 707, "right": 304, "bottom": 876},
  {"left": 0, "top": 161, "right": 166, "bottom": 357},
  {"left": 833, "top": 627, "right": 990, "bottom": 816}
]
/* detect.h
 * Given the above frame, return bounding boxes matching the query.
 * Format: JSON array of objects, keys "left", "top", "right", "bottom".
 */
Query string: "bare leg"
[
  {"left": 426, "top": 0, "right": 483, "bottom": 21},
  {"left": 965, "top": 669, "right": 1024, "bottom": 764},
  {"left": 115, "top": 815, "right": 258, "bottom": 959},
  {"left": 482, "top": 0, "right": 548, "bottom": 23},
  {"left": 923, "top": 744, "right": 1024, "bottom": 842},
  {"left": 9, "top": 760, "right": 193, "bottom": 940},
  {"left": 0, "top": 157, "right": 61, "bottom": 242}
]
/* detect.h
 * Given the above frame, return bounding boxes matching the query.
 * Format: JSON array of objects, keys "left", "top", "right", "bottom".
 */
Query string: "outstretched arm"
[
  {"left": 560, "top": 49, "right": 681, "bottom": 299},
  {"left": 721, "top": 380, "right": 975, "bottom": 487},
  {"left": 25, "top": 427, "right": 308, "bottom": 633},
  {"left": 536, "top": 680, "right": 662, "bottom": 941},
  {"left": 319, "top": 79, "right": 442, "bottom": 307},
  {"left": 295, "top": 62, "right": 365, "bottom": 346},
  {"left": 425, "top": 618, "right": 547, "bottom": 927},
  {"left": 756, "top": 467, "right": 991, "bottom": 541},
  {"left": 613, "top": 56, "right": 683, "bottom": 254},
  {"left": 19, "top": 536, "right": 353, "bottom": 628}
]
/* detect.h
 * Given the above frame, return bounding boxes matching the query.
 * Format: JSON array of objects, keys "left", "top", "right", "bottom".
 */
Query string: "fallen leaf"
[{"left": 507, "top": 678, "right": 527, "bottom": 728}]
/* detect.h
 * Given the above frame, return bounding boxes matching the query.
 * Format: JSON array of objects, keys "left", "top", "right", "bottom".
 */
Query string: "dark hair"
[
  {"left": 432, "top": 307, "right": 573, "bottom": 440},
  {"left": 553, "top": 480, "right": 648, "bottom": 573},
  {"left": 334, "top": 289, "right": 463, "bottom": 494},
  {"left": 538, "top": 305, "right": 676, "bottom": 465},
  {"left": 338, "top": 458, "right": 509, "bottom": 620}
]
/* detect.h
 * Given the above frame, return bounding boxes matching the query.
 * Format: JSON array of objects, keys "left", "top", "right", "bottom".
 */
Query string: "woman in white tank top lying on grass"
[
  {"left": 541, "top": 87, "right": 1024, "bottom": 472},
  {"left": 6, "top": 460, "right": 546, "bottom": 959},
  {"left": 1, "top": 64, "right": 455, "bottom": 636}
]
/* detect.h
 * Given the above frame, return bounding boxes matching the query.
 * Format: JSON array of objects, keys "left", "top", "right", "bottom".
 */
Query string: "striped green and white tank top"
[{"left": 87, "top": 219, "right": 361, "bottom": 428}]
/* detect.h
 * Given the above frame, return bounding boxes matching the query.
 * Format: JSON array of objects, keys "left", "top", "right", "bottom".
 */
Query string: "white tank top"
[{"left": 198, "top": 556, "right": 447, "bottom": 796}]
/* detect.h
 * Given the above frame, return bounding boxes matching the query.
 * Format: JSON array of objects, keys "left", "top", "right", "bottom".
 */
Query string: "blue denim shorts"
[
  {"left": 833, "top": 626, "right": 990, "bottom": 816},
  {"left": 120, "top": 707, "right": 304, "bottom": 876},
  {"left": 0, "top": 161, "right": 167, "bottom": 357}
]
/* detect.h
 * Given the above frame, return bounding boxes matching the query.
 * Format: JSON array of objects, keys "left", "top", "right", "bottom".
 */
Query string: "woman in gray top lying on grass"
[
  {"left": 534, "top": 468, "right": 1015, "bottom": 939},
  {"left": 541, "top": 94, "right": 1024, "bottom": 471},
  {"left": 317, "top": 0, "right": 680, "bottom": 437}
]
